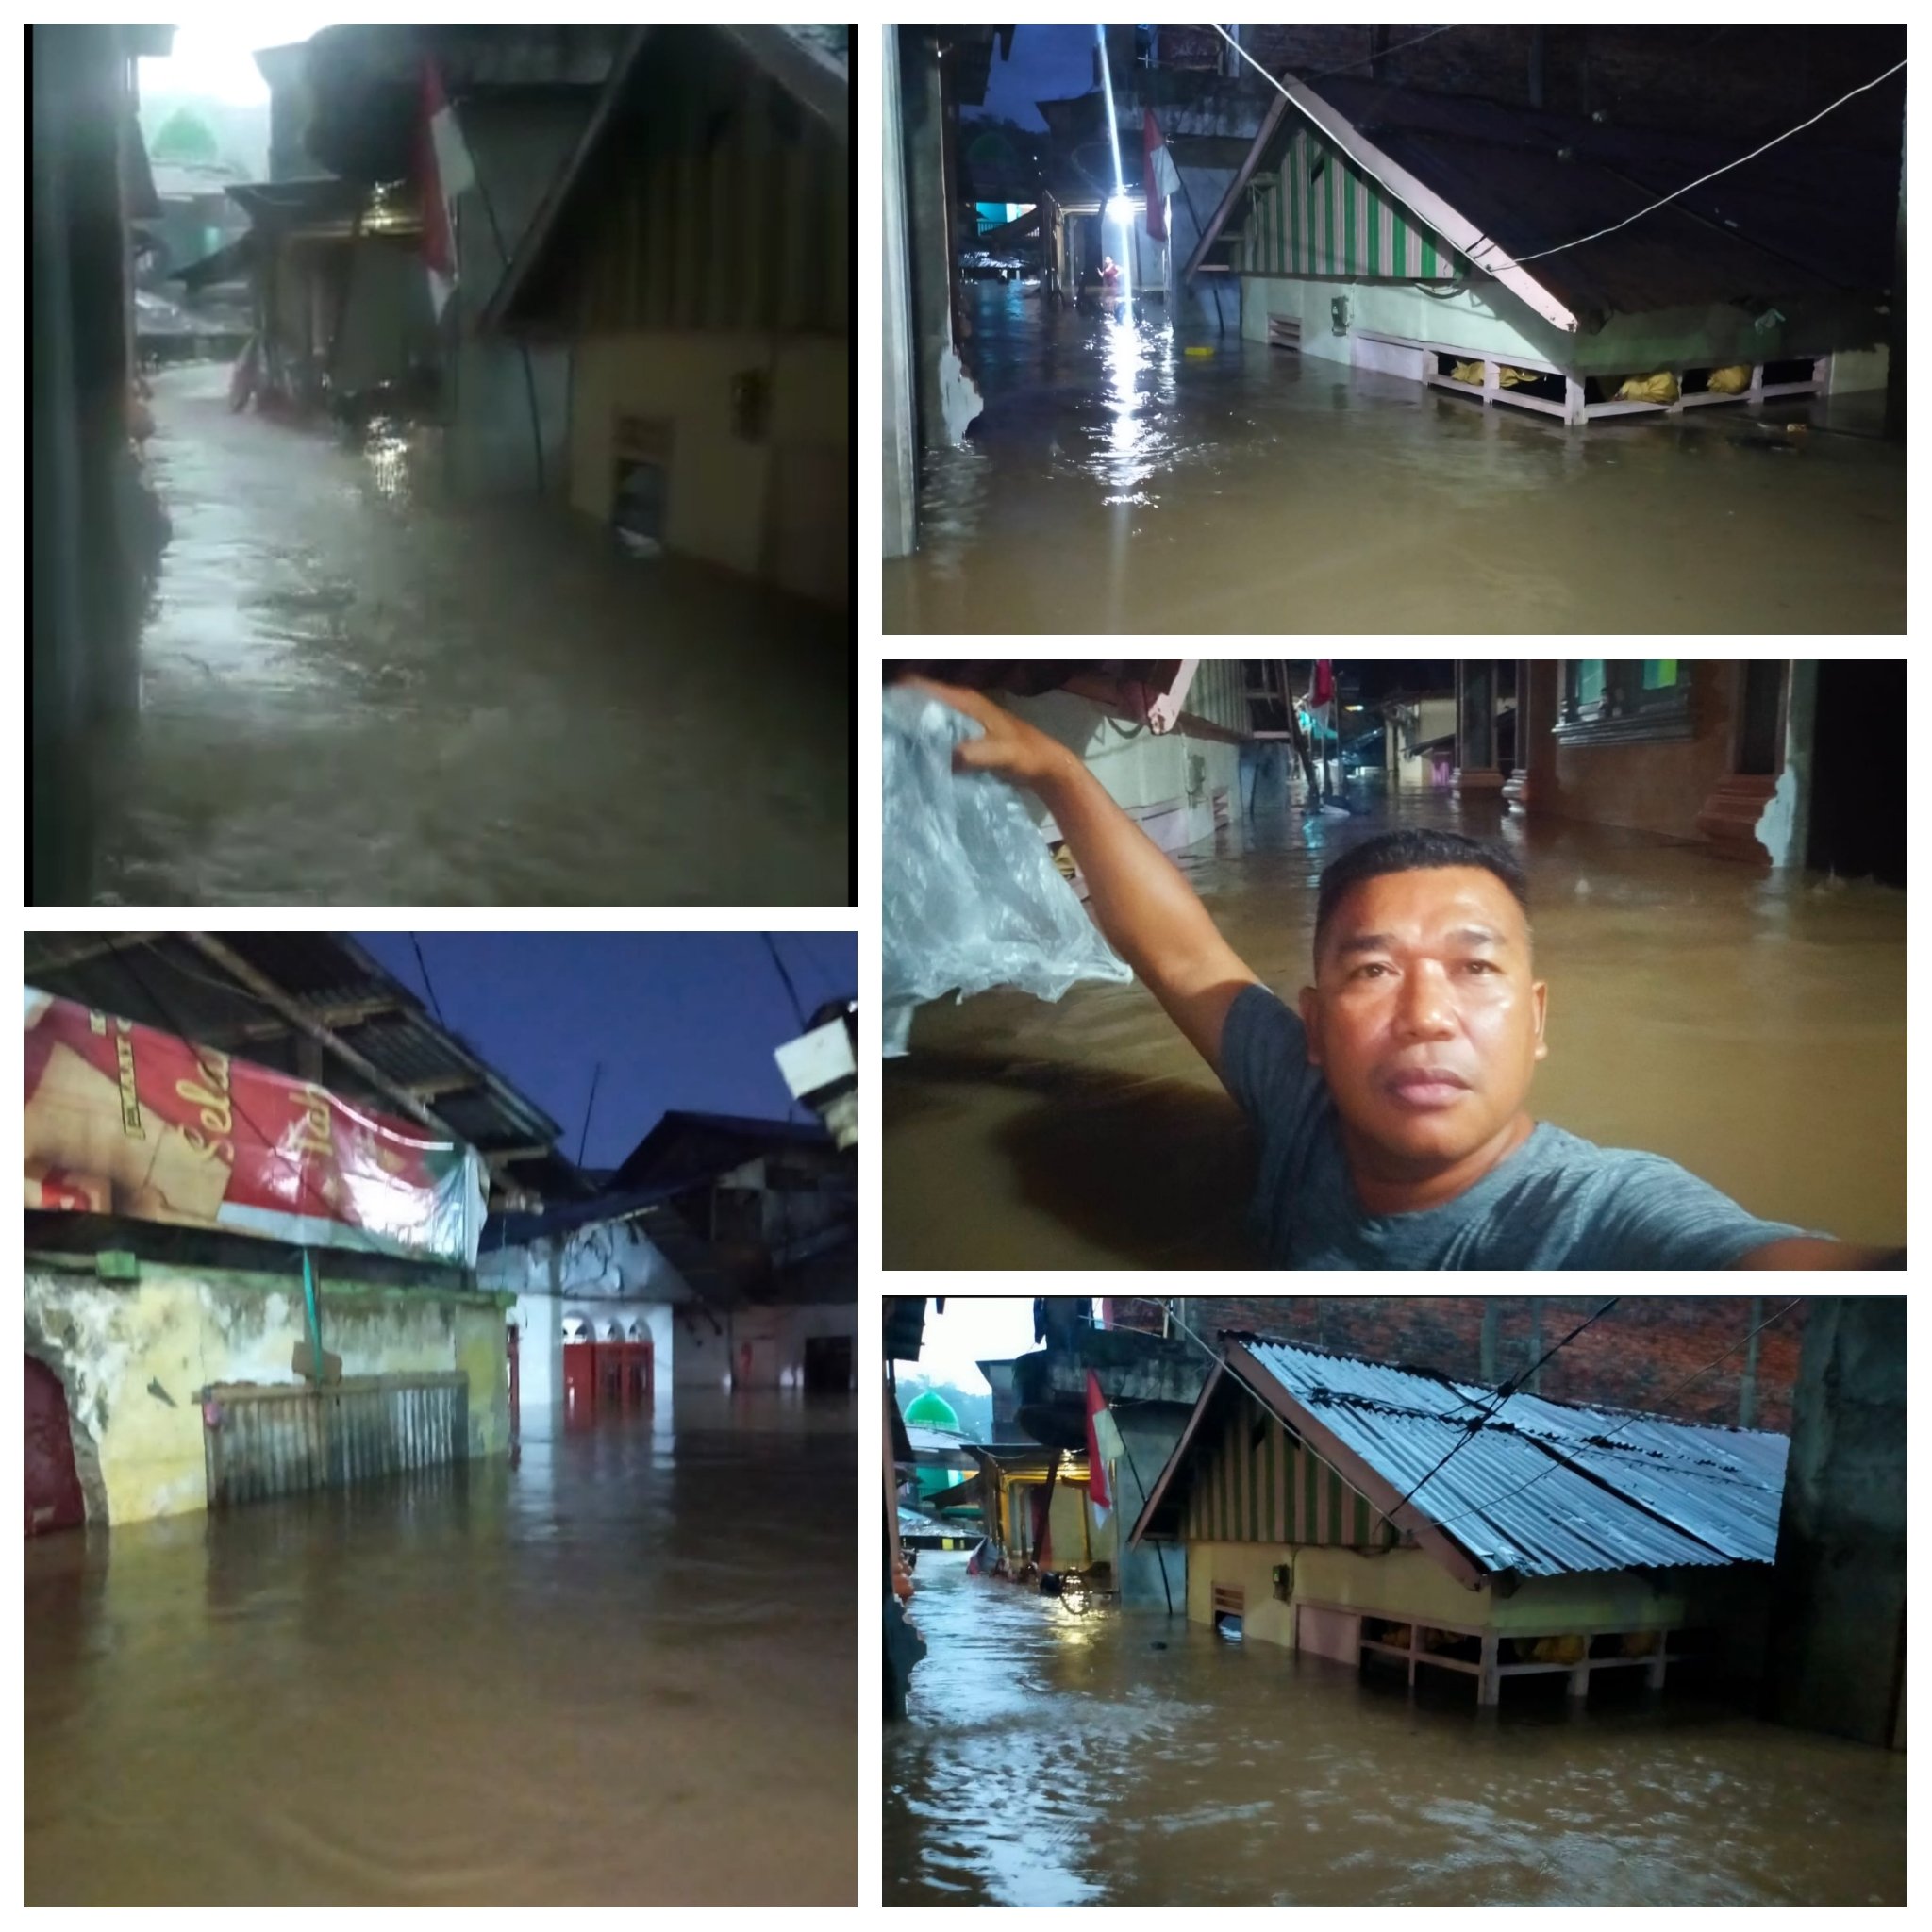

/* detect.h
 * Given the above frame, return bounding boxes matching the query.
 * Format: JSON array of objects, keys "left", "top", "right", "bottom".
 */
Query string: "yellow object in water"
[
  {"left": 1183, "top": 346, "right": 1216, "bottom": 358},
  {"left": 1707, "top": 364, "right": 1752, "bottom": 394},
  {"left": 1615, "top": 370, "right": 1680, "bottom": 405},
  {"left": 1497, "top": 365, "right": 1540, "bottom": 389},
  {"left": 1449, "top": 360, "right": 1485, "bottom": 384}
]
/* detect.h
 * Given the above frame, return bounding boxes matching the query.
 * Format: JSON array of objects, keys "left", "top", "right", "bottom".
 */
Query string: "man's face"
[{"left": 1299, "top": 865, "right": 1547, "bottom": 1173}]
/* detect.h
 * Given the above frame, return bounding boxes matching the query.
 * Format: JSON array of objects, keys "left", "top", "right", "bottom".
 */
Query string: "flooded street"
[
  {"left": 25, "top": 1390, "right": 855, "bottom": 1907},
  {"left": 883, "top": 791, "right": 1907, "bottom": 1267},
  {"left": 93, "top": 364, "right": 849, "bottom": 906},
  {"left": 886, "top": 1553, "right": 1906, "bottom": 1907},
  {"left": 882, "top": 285, "right": 1905, "bottom": 635}
]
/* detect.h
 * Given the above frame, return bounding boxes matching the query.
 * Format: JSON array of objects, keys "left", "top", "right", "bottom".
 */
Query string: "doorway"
[
  {"left": 25, "top": 1356, "right": 86, "bottom": 1537},
  {"left": 803, "top": 1333, "right": 853, "bottom": 1392},
  {"left": 1807, "top": 661, "right": 1905, "bottom": 885}
]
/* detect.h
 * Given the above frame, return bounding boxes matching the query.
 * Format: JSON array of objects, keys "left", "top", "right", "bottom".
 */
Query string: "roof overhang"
[
  {"left": 1185, "top": 71, "right": 1582, "bottom": 335},
  {"left": 1128, "top": 1343, "right": 1487, "bottom": 1591}
]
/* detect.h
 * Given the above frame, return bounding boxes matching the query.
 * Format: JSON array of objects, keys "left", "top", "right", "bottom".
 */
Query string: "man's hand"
[
  {"left": 899, "top": 676, "right": 1079, "bottom": 791},
  {"left": 892, "top": 674, "right": 1259, "bottom": 1077}
]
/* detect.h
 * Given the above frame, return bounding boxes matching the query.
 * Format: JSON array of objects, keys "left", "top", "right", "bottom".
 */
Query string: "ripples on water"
[
  {"left": 885, "top": 1554, "right": 1906, "bottom": 1907},
  {"left": 93, "top": 365, "right": 849, "bottom": 907},
  {"left": 25, "top": 1391, "right": 856, "bottom": 1906},
  {"left": 885, "top": 281, "right": 1905, "bottom": 633}
]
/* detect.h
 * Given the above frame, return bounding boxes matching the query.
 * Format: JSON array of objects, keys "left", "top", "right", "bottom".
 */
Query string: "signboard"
[{"left": 24, "top": 989, "right": 486, "bottom": 1269}]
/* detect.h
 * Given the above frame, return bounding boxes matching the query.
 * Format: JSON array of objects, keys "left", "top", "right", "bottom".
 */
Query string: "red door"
[{"left": 25, "top": 1356, "right": 86, "bottom": 1537}]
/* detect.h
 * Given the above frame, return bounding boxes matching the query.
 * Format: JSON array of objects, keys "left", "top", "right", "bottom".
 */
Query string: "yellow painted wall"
[
  {"left": 25, "top": 1262, "right": 512, "bottom": 1529},
  {"left": 570, "top": 330, "right": 849, "bottom": 601},
  {"left": 1186, "top": 1541, "right": 1697, "bottom": 1654}
]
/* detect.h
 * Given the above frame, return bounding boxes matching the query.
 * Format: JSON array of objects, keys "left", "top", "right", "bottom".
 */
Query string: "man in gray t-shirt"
[{"left": 906, "top": 675, "right": 1904, "bottom": 1273}]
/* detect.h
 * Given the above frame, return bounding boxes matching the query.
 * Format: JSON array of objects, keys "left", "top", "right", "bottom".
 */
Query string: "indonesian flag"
[
  {"left": 1143, "top": 108, "right": 1179, "bottom": 243},
  {"left": 418, "top": 58, "right": 476, "bottom": 319},
  {"left": 1312, "top": 658, "right": 1336, "bottom": 709},
  {"left": 1085, "top": 1370, "right": 1124, "bottom": 1521}
]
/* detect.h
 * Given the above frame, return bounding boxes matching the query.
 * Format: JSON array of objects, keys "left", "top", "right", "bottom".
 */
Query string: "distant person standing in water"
[
  {"left": 1099, "top": 254, "right": 1124, "bottom": 320},
  {"left": 901, "top": 677, "right": 1906, "bottom": 1273}
]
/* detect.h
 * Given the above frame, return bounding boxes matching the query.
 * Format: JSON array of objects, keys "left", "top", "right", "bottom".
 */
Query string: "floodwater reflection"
[
  {"left": 883, "top": 791, "right": 1907, "bottom": 1267},
  {"left": 885, "top": 1553, "right": 1906, "bottom": 1907},
  {"left": 90, "top": 364, "right": 849, "bottom": 907},
  {"left": 25, "top": 1389, "right": 856, "bottom": 1906},
  {"left": 885, "top": 282, "right": 1905, "bottom": 633}
]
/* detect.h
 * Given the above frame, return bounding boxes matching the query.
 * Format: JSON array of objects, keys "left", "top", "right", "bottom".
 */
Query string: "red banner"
[{"left": 24, "top": 989, "right": 486, "bottom": 1267}]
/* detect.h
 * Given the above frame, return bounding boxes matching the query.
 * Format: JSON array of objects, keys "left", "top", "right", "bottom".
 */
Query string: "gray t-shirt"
[{"left": 1221, "top": 984, "right": 1806, "bottom": 1271}]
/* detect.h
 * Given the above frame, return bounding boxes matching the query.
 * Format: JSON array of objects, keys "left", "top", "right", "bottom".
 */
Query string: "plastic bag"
[
  {"left": 1614, "top": 370, "right": 1679, "bottom": 405},
  {"left": 881, "top": 689, "right": 1132, "bottom": 1055}
]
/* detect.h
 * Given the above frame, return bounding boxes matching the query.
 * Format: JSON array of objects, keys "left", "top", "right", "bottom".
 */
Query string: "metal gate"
[{"left": 203, "top": 1374, "right": 469, "bottom": 1508}]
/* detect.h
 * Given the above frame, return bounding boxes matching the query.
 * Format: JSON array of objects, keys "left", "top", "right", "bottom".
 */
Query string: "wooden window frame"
[{"left": 1555, "top": 659, "right": 1695, "bottom": 746}]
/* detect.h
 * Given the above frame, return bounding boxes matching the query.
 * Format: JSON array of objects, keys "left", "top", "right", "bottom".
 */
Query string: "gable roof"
[
  {"left": 1191, "top": 71, "right": 1898, "bottom": 333},
  {"left": 483, "top": 23, "right": 848, "bottom": 333},
  {"left": 612, "top": 1109, "right": 834, "bottom": 1193},
  {"left": 1130, "top": 1336, "right": 1789, "bottom": 1579}
]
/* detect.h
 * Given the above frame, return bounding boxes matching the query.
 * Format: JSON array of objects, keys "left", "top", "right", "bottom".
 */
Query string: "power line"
[
  {"left": 409, "top": 933, "right": 448, "bottom": 1029},
  {"left": 1306, "top": 24, "right": 1462, "bottom": 82},
  {"left": 1423, "top": 1298, "right": 1805, "bottom": 1536},
  {"left": 1372, "top": 1297, "right": 1620, "bottom": 1532},
  {"left": 762, "top": 932, "right": 808, "bottom": 1032},
  {"left": 1211, "top": 25, "right": 1907, "bottom": 274}
]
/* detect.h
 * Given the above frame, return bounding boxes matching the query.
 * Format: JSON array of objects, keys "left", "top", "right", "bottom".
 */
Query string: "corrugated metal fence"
[{"left": 204, "top": 1374, "right": 469, "bottom": 1509}]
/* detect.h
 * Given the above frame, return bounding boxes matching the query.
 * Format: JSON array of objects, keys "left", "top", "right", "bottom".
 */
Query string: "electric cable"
[
  {"left": 1369, "top": 1297, "right": 1620, "bottom": 1532},
  {"left": 409, "top": 933, "right": 448, "bottom": 1028},
  {"left": 1212, "top": 25, "right": 1906, "bottom": 275},
  {"left": 1423, "top": 1298, "right": 1804, "bottom": 1536},
  {"left": 762, "top": 933, "right": 809, "bottom": 1032}
]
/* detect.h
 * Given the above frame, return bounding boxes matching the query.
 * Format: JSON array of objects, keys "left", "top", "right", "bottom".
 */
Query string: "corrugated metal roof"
[
  {"left": 1224, "top": 73, "right": 1896, "bottom": 327},
  {"left": 1238, "top": 1340, "right": 1786, "bottom": 1577}
]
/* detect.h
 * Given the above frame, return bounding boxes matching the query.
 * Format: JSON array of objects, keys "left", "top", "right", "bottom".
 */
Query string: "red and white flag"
[
  {"left": 1085, "top": 1369, "right": 1123, "bottom": 1522},
  {"left": 1143, "top": 108, "right": 1179, "bottom": 242},
  {"left": 418, "top": 58, "right": 476, "bottom": 319}
]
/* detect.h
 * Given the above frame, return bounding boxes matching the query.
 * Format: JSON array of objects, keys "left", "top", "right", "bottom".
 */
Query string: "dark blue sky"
[
  {"left": 352, "top": 933, "right": 855, "bottom": 1171},
  {"left": 971, "top": 25, "right": 1096, "bottom": 129}
]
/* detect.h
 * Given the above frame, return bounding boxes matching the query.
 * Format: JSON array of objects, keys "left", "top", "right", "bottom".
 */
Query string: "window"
[{"left": 1556, "top": 660, "right": 1694, "bottom": 745}]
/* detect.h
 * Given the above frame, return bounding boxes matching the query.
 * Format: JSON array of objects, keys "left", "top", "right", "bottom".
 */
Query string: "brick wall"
[
  {"left": 1148, "top": 25, "right": 1906, "bottom": 152},
  {"left": 1102, "top": 1296, "right": 1806, "bottom": 1433}
]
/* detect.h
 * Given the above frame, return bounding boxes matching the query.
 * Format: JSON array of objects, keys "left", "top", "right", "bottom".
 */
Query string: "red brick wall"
[{"left": 1102, "top": 1296, "right": 1806, "bottom": 1433}]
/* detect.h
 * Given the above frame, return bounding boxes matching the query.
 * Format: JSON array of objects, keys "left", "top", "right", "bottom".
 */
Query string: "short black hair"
[{"left": 1314, "top": 829, "right": 1530, "bottom": 961}]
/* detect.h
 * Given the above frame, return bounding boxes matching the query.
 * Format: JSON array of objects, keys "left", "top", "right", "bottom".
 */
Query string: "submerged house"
[
  {"left": 486, "top": 25, "right": 851, "bottom": 604},
  {"left": 1130, "top": 1337, "right": 1789, "bottom": 1706},
  {"left": 1188, "top": 75, "right": 1894, "bottom": 422}
]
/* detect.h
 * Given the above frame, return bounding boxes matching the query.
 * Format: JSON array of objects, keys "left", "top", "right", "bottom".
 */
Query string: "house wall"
[
  {"left": 670, "top": 1300, "right": 856, "bottom": 1390},
  {"left": 24, "top": 1258, "right": 511, "bottom": 1528},
  {"left": 1544, "top": 660, "right": 1740, "bottom": 840},
  {"left": 1106, "top": 1297, "right": 1807, "bottom": 1431},
  {"left": 997, "top": 687, "right": 1241, "bottom": 860},
  {"left": 1181, "top": 1401, "right": 1400, "bottom": 1550},
  {"left": 569, "top": 330, "right": 848, "bottom": 602},
  {"left": 445, "top": 95, "right": 590, "bottom": 496},
  {"left": 1237, "top": 125, "right": 1888, "bottom": 381},
  {"left": 1185, "top": 1539, "right": 1740, "bottom": 1656},
  {"left": 1385, "top": 694, "right": 1457, "bottom": 788},
  {"left": 315, "top": 232, "right": 439, "bottom": 391}
]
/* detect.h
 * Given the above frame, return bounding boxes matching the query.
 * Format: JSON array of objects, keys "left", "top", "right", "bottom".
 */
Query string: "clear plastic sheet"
[{"left": 881, "top": 689, "right": 1131, "bottom": 1055}]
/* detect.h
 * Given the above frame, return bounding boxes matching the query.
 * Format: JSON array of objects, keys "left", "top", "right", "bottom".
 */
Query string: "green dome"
[{"left": 905, "top": 1388, "right": 960, "bottom": 1431}]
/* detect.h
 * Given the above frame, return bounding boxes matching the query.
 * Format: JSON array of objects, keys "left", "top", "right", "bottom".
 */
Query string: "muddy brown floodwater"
[
  {"left": 25, "top": 1391, "right": 855, "bottom": 1907},
  {"left": 885, "top": 1553, "right": 1906, "bottom": 1907},
  {"left": 92, "top": 365, "right": 849, "bottom": 907},
  {"left": 883, "top": 791, "right": 1906, "bottom": 1268},
  {"left": 882, "top": 283, "right": 1906, "bottom": 635}
]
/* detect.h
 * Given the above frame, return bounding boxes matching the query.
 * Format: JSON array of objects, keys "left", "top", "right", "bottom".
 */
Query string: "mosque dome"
[{"left": 904, "top": 1388, "right": 960, "bottom": 1432}]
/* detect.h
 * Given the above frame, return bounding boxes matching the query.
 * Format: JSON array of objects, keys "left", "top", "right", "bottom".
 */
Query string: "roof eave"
[{"left": 1189, "top": 72, "right": 1582, "bottom": 337}]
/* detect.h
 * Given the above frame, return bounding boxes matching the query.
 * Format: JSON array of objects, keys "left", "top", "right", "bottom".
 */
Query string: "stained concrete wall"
[
  {"left": 570, "top": 329, "right": 848, "bottom": 601},
  {"left": 881, "top": 24, "right": 919, "bottom": 558},
  {"left": 25, "top": 1257, "right": 513, "bottom": 1528},
  {"left": 671, "top": 1301, "right": 856, "bottom": 1390},
  {"left": 1763, "top": 1295, "right": 1907, "bottom": 1749}
]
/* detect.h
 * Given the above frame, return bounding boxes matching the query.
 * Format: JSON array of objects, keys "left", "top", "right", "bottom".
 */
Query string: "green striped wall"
[
  {"left": 1241, "top": 126, "right": 1457, "bottom": 282},
  {"left": 1182, "top": 1407, "right": 1399, "bottom": 1548}
]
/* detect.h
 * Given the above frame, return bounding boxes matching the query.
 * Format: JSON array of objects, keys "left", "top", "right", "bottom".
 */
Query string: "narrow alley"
[
  {"left": 26, "top": 1391, "right": 856, "bottom": 1907},
  {"left": 92, "top": 365, "right": 849, "bottom": 907},
  {"left": 885, "top": 1546, "right": 1904, "bottom": 1908}
]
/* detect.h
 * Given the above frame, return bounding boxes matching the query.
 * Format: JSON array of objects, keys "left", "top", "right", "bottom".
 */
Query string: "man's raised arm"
[{"left": 901, "top": 677, "right": 1260, "bottom": 1074}]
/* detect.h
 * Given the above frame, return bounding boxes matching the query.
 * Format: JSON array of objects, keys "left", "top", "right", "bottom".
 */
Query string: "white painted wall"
[
  {"left": 671, "top": 1302, "right": 856, "bottom": 1391},
  {"left": 998, "top": 687, "right": 1240, "bottom": 858}
]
